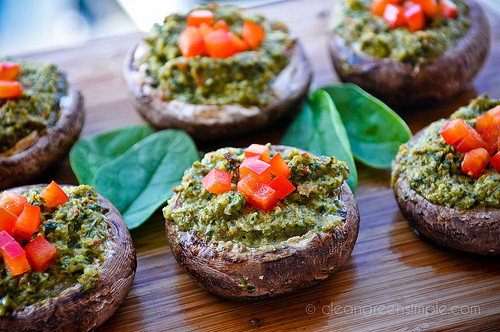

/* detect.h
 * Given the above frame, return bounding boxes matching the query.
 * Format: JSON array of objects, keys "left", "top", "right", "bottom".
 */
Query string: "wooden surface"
[{"left": 13, "top": 0, "right": 500, "bottom": 330}]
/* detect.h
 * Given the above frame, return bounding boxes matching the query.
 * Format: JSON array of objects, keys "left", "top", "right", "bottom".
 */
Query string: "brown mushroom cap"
[
  {"left": 165, "top": 145, "right": 360, "bottom": 300},
  {"left": 0, "top": 73, "right": 85, "bottom": 190},
  {"left": 328, "top": 0, "right": 491, "bottom": 108},
  {"left": 124, "top": 42, "right": 312, "bottom": 140},
  {"left": 0, "top": 184, "right": 137, "bottom": 332},
  {"left": 392, "top": 133, "right": 500, "bottom": 256}
]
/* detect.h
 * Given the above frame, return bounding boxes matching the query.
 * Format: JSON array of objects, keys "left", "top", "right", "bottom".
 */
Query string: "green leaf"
[
  {"left": 321, "top": 84, "right": 412, "bottom": 168},
  {"left": 91, "top": 130, "right": 198, "bottom": 229},
  {"left": 282, "top": 90, "right": 357, "bottom": 191},
  {"left": 70, "top": 125, "right": 154, "bottom": 185}
]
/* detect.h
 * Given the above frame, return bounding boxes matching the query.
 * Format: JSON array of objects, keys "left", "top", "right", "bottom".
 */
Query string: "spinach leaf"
[
  {"left": 282, "top": 90, "right": 357, "bottom": 191},
  {"left": 70, "top": 125, "right": 154, "bottom": 185},
  {"left": 91, "top": 129, "right": 198, "bottom": 229},
  {"left": 321, "top": 84, "right": 412, "bottom": 168}
]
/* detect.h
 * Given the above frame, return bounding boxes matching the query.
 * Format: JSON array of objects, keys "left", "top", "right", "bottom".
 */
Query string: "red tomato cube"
[
  {"left": 383, "top": 3, "right": 406, "bottom": 28},
  {"left": 0, "top": 208, "right": 17, "bottom": 234},
  {"left": 1, "top": 240, "right": 31, "bottom": 275},
  {"left": 248, "top": 184, "right": 278, "bottom": 211},
  {"left": 228, "top": 32, "right": 247, "bottom": 53},
  {"left": 204, "top": 29, "right": 236, "bottom": 58},
  {"left": 0, "top": 230, "right": 15, "bottom": 249},
  {"left": 454, "top": 126, "right": 487, "bottom": 153},
  {"left": 242, "top": 20, "right": 265, "bottom": 49},
  {"left": 0, "top": 80, "right": 22, "bottom": 99},
  {"left": 412, "top": 0, "right": 439, "bottom": 17},
  {"left": 490, "top": 152, "right": 500, "bottom": 171},
  {"left": 40, "top": 181, "right": 69, "bottom": 208},
  {"left": 213, "top": 20, "right": 229, "bottom": 32},
  {"left": 0, "top": 61, "right": 21, "bottom": 80},
  {"left": 481, "top": 123, "right": 500, "bottom": 155},
  {"left": 237, "top": 173, "right": 261, "bottom": 198},
  {"left": 404, "top": 3, "right": 425, "bottom": 32},
  {"left": 202, "top": 168, "right": 232, "bottom": 194},
  {"left": 187, "top": 10, "right": 214, "bottom": 27},
  {"left": 440, "top": 0, "right": 458, "bottom": 19},
  {"left": 179, "top": 26, "right": 205, "bottom": 58},
  {"left": 441, "top": 118, "right": 469, "bottom": 145},
  {"left": 13, "top": 204, "right": 41, "bottom": 240},
  {"left": 269, "top": 153, "right": 291, "bottom": 178},
  {"left": 268, "top": 175, "right": 296, "bottom": 199},
  {"left": 461, "top": 148, "right": 490, "bottom": 178},
  {"left": 239, "top": 159, "right": 272, "bottom": 183},
  {"left": 0, "top": 191, "right": 28, "bottom": 217},
  {"left": 25, "top": 235, "right": 57, "bottom": 272},
  {"left": 244, "top": 144, "right": 270, "bottom": 161}
]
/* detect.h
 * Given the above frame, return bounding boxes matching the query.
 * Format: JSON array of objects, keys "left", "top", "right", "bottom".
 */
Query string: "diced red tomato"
[
  {"left": 244, "top": 144, "right": 269, "bottom": 162},
  {"left": 198, "top": 22, "right": 214, "bottom": 38},
  {"left": 481, "top": 123, "right": 500, "bottom": 155},
  {"left": 268, "top": 175, "right": 296, "bottom": 200},
  {"left": 269, "top": 153, "right": 291, "bottom": 178},
  {"left": 461, "top": 148, "right": 490, "bottom": 178},
  {"left": 412, "top": 0, "right": 439, "bottom": 18},
  {"left": 440, "top": 0, "right": 458, "bottom": 19},
  {"left": 237, "top": 173, "right": 261, "bottom": 199},
  {"left": 248, "top": 184, "right": 277, "bottom": 212},
  {"left": 239, "top": 159, "right": 272, "bottom": 183},
  {"left": 228, "top": 32, "right": 247, "bottom": 53},
  {"left": 0, "top": 80, "right": 21, "bottom": 99},
  {"left": 187, "top": 10, "right": 214, "bottom": 27},
  {"left": 454, "top": 127, "right": 487, "bottom": 153},
  {"left": 25, "top": 235, "right": 57, "bottom": 272},
  {"left": 13, "top": 204, "right": 41, "bottom": 240},
  {"left": 0, "top": 208, "right": 17, "bottom": 234},
  {"left": 40, "top": 181, "right": 69, "bottom": 208},
  {"left": 441, "top": 118, "right": 470, "bottom": 145},
  {"left": 213, "top": 19, "right": 229, "bottom": 32},
  {"left": 202, "top": 168, "right": 232, "bottom": 194},
  {"left": 179, "top": 26, "right": 205, "bottom": 58},
  {"left": 490, "top": 152, "right": 500, "bottom": 172},
  {"left": 0, "top": 191, "right": 28, "bottom": 217},
  {"left": 1, "top": 240, "right": 31, "bottom": 275},
  {"left": 0, "top": 230, "right": 15, "bottom": 249},
  {"left": 204, "top": 29, "right": 236, "bottom": 58},
  {"left": 476, "top": 105, "right": 500, "bottom": 134},
  {"left": 242, "top": 20, "right": 265, "bottom": 49},
  {"left": 404, "top": 3, "right": 425, "bottom": 32},
  {"left": 383, "top": 3, "right": 406, "bottom": 28},
  {"left": 0, "top": 61, "right": 21, "bottom": 80}
]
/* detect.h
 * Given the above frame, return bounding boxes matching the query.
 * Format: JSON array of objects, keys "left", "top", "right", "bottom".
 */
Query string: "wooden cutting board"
[{"left": 14, "top": 0, "right": 499, "bottom": 330}]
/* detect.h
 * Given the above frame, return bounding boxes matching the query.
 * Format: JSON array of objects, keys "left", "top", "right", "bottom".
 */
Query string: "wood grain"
[{"left": 13, "top": 0, "right": 500, "bottom": 330}]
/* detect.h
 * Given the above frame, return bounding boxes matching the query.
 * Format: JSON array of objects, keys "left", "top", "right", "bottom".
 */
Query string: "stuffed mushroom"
[
  {"left": 124, "top": 4, "right": 312, "bottom": 140},
  {"left": 0, "top": 183, "right": 136, "bottom": 331},
  {"left": 392, "top": 96, "right": 500, "bottom": 255},
  {"left": 164, "top": 144, "right": 359, "bottom": 300},
  {"left": 328, "top": 0, "right": 490, "bottom": 107},
  {"left": 0, "top": 59, "right": 84, "bottom": 189}
]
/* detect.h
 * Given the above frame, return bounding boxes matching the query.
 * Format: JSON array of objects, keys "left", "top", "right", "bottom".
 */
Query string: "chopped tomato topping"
[
  {"left": 0, "top": 208, "right": 17, "bottom": 235},
  {"left": 268, "top": 175, "right": 296, "bottom": 199},
  {"left": 202, "top": 168, "right": 232, "bottom": 194},
  {"left": 0, "top": 80, "right": 21, "bottom": 99},
  {"left": 412, "top": 0, "right": 439, "bottom": 18},
  {"left": 40, "top": 181, "right": 69, "bottom": 208},
  {"left": 213, "top": 19, "right": 229, "bottom": 32},
  {"left": 0, "top": 191, "right": 28, "bottom": 217},
  {"left": 461, "top": 148, "right": 490, "bottom": 178},
  {"left": 440, "top": 0, "right": 458, "bottom": 19},
  {"left": 204, "top": 29, "right": 236, "bottom": 58},
  {"left": 240, "top": 159, "right": 272, "bottom": 183},
  {"left": 490, "top": 152, "right": 500, "bottom": 172},
  {"left": 198, "top": 22, "right": 214, "bottom": 38},
  {"left": 269, "top": 153, "right": 291, "bottom": 178},
  {"left": 244, "top": 144, "right": 269, "bottom": 162},
  {"left": 404, "top": 3, "right": 425, "bottom": 32},
  {"left": 0, "top": 230, "right": 15, "bottom": 248},
  {"left": 476, "top": 106, "right": 500, "bottom": 134},
  {"left": 228, "top": 32, "right": 247, "bottom": 53},
  {"left": 383, "top": 3, "right": 406, "bottom": 28},
  {"left": 441, "top": 118, "right": 469, "bottom": 145},
  {"left": 237, "top": 173, "right": 261, "bottom": 199},
  {"left": 179, "top": 26, "right": 205, "bottom": 58},
  {"left": 13, "top": 204, "right": 41, "bottom": 240},
  {"left": 0, "top": 61, "right": 21, "bottom": 80},
  {"left": 1, "top": 240, "right": 31, "bottom": 275},
  {"left": 454, "top": 127, "right": 487, "bottom": 153},
  {"left": 242, "top": 20, "right": 265, "bottom": 49},
  {"left": 248, "top": 184, "right": 278, "bottom": 212},
  {"left": 187, "top": 10, "right": 214, "bottom": 27},
  {"left": 25, "top": 235, "right": 57, "bottom": 272}
]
